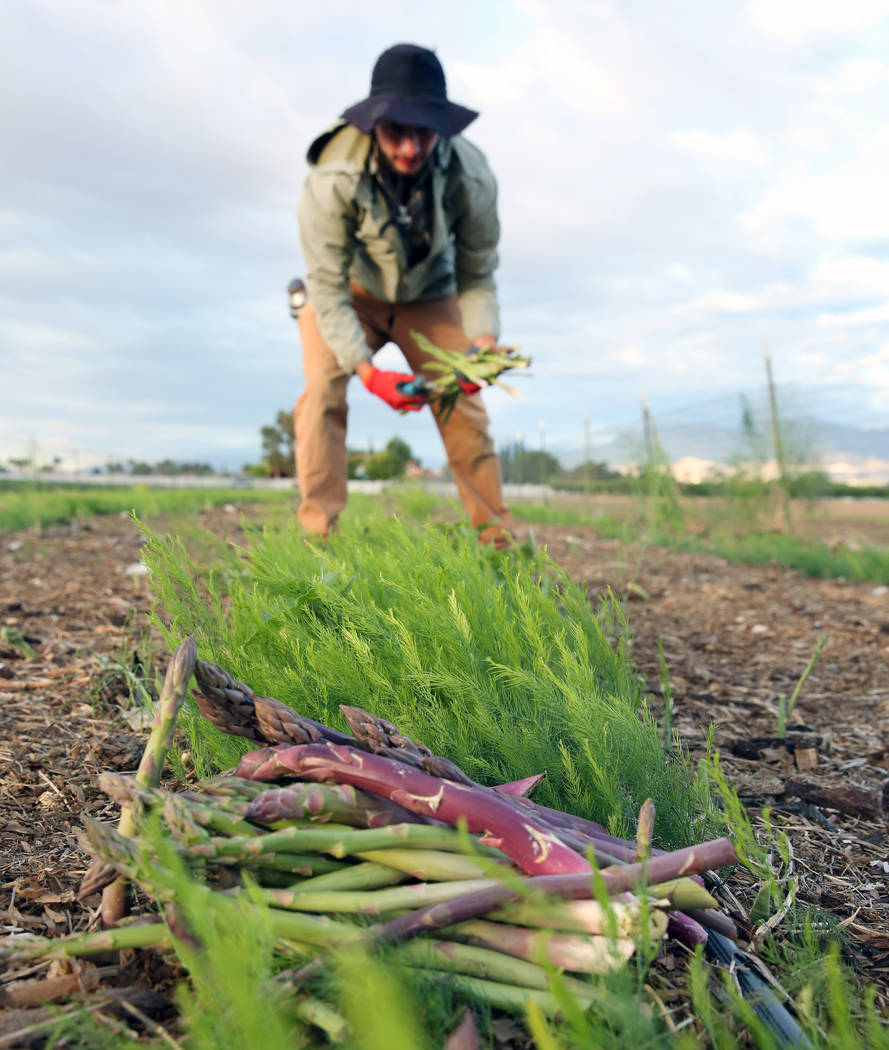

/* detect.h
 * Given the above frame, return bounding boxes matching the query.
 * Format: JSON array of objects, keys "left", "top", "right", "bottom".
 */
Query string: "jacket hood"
[{"left": 306, "top": 122, "right": 371, "bottom": 168}]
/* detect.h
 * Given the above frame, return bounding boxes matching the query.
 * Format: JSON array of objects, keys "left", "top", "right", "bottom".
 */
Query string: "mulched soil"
[
  {"left": 1, "top": 506, "right": 887, "bottom": 1043},
  {"left": 533, "top": 526, "right": 889, "bottom": 985}
]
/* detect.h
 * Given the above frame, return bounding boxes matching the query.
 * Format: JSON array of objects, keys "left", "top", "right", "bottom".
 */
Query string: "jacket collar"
[{"left": 308, "top": 121, "right": 455, "bottom": 174}]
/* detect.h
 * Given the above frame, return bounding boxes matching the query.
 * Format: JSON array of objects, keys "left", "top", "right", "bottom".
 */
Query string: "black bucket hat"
[{"left": 341, "top": 43, "right": 478, "bottom": 138}]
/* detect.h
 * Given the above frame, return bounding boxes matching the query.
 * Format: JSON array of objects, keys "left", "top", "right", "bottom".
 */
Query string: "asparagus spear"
[
  {"left": 339, "top": 705, "right": 475, "bottom": 784},
  {"left": 684, "top": 907, "right": 738, "bottom": 940},
  {"left": 409, "top": 973, "right": 595, "bottom": 1017},
  {"left": 176, "top": 821, "right": 489, "bottom": 863},
  {"left": 244, "top": 855, "right": 345, "bottom": 877},
  {"left": 293, "top": 998, "right": 349, "bottom": 1043},
  {"left": 443, "top": 918, "right": 638, "bottom": 974},
  {"left": 4, "top": 894, "right": 367, "bottom": 965},
  {"left": 373, "top": 837, "right": 737, "bottom": 944},
  {"left": 196, "top": 775, "right": 270, "bottom": 801},
  {"left": 100, "top": 636, "right": 197, "bottom": 926},
  {"left": 492, "top": 774, "right": 546, "bottom": 798},
  {"left": 234, "top": 740, "right": 734, "bottom": 918},
  {"left": 494, "top": 897, "right": 671, "bottom": 937},
  {"left": 666, "top": 911, "right": 709, "bottom": 948},
  {"left": 235, "top": 742, "right": 590, "bottom": 876},
  {"left": 193, "top": 659, "right": 356, "bottom": 746},
  {"left": 393, "top": 938, "right": 597, "bottom": 995},
  {"left": 354, "top": 848, "right": 503, "bottom": 882},
  {"left": 99, "top": 772, "right": 259, "bottom": 839},
  {"left": 246, "top": 782, "right": 445, "bottom": 830},
  {"left": 262, "top": 877, "right": 503, "bottom": 915},
  {"left": 288, "top": 861, "right": 407, "bottom": 893},
  {"left": 636, "top": 799, "right": 656, "bottom": 861},
  {"left": 2, "top": 921, "right": 171, "bottom": 962}
]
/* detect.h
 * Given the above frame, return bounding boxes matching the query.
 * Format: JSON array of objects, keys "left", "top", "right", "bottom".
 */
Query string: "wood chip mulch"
[{"left": 536, "top": 524, "right": 889, "bottom": 1008}]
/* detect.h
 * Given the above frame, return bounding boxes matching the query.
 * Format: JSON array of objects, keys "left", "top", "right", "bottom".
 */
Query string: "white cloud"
[
  {"left": 787, "top": 125, "right": 832, "bottom": 154},
  {"left": 666, "top": 263, "right": 694, "bottom": 284},
  {"left": 1, "top": 320, "right": 97, "bottom": 358},
  {"left": 673, "top": 291, "right": 764, "bottom": 315},
  {"left": 818, "top": 57, "right": 889, "bottom": 93},
  {"left": 747, "top": 0, "right": 889, "bottom": 42},
  {"left": 796, "top": 351, "right": 828, "bottom": 367},
  {"left": 812, "top": 256, "right": 889, "bottom": 297},
  {"left": 743, "top": 51, "right": 889, "bottom": 248},
  {"left": 454, "top": 43, "right": 628, "bottom": 120},
  {"left": 825, "top": 345, "right": 889, "bottom": 388},
  {"left": 817, "top": 304, "right": 889, "bottom": 327},
  {"left": 673, "top": 129, "right": 766, "bottom": 168},
  {"left": 743, "top": 131, "right": 889, "bottom": 242},
  {"left": 816, "top": 348, "right": 889, "bottom": 426},
  {"left": 616, "top": 345, "right": 646, "bottom": 366},
  {"left": 453, "top": 1, "right": 631, "bottom": 123}
]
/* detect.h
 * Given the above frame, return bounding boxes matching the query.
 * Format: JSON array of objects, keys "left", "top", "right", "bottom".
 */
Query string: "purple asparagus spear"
[{"left": 235, "top": 742, "right": 590, "bottom": 876}]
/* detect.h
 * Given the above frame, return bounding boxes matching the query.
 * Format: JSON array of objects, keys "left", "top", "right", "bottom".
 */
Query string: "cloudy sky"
[{"left": 2, "top": 0, "right": 888, "bottom": 472}]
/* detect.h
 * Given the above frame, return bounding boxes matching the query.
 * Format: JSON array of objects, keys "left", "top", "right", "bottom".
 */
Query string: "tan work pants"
[{"left": 294, "top": 287, "right": 511, "bottom": 544}]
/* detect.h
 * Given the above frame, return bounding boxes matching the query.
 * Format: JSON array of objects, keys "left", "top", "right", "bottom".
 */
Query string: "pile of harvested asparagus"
[{"left": 4, "top": 637, "right": 739, "bottom": 1027}]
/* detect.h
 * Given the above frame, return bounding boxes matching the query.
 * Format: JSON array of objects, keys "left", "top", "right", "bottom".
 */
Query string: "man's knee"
[
  {"left": 438, "top": 401, "right": 494, "bottom": 464},
  {"left": 296, "top": 379, "right": 349, "bottom": 428}
]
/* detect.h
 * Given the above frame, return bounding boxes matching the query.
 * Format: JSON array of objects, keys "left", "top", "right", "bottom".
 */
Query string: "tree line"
[
  {"left": 246, "top": 410, "right": 623, "bottom": 485},
  {"left": 245, "top": 411, "right": 416, "bottom": 481}
]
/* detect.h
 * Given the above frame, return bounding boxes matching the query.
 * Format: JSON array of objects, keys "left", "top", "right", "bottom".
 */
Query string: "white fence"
[{"left": 1, "top": 473, "right": 558, "bottom": 502}]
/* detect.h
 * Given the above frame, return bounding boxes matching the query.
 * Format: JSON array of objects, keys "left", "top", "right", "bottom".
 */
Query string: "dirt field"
[{"left": 1, "top": 503, "right": 888, "bottom": 1039}]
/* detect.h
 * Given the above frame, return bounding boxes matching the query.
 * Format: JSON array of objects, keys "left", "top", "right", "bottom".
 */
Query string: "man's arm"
[
  {"left": 297, "top": 170, "right": 372, "bottom": 374},
  {"left": 450, "top": 152, "right": 501, "bottom": 344},
  {"left": 298, "top": 170, "right": 428, "bottom": 411}
]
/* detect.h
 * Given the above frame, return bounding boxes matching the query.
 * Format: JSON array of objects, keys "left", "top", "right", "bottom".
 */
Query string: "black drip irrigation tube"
[{"left": 705, "top": 930, "right": 813, "bottom": 1049}]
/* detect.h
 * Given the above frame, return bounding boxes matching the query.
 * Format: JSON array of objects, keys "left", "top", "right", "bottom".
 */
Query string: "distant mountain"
[
  {"left": 657, "top": 419, "right": 888, "bottom": 467},
  {"left": 553, "top": 419, "right": 889, "bottom": 484},
  {"left": 804, "top": 421, "right": 889, "bottom": 459}
]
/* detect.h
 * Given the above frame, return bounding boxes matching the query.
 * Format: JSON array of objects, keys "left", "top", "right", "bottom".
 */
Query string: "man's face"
[{"left": 374, "top": 118, "right": 439, "bottom": 176}]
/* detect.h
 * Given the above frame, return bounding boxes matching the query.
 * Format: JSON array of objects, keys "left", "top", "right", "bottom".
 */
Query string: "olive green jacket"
[{"left": 297, "top": 122, "right": 500, "bottom": 374}]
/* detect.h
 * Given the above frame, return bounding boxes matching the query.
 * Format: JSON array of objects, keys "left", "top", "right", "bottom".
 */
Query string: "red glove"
[{"left": 361, "top": 367, "right": 428, "bottom": 412}]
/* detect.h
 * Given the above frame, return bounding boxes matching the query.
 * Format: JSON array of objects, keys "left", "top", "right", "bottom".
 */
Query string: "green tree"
[
  {"left": 259, "top": 410, "right": 296, "bottom": 477},
  {"left": 557, "top": 459, "right": 621, "bottom": 483},
  {"left": 364, "top": 437, "right": 415, "bottom": 480},
  {"left": 154, "top": 459, "right": 215, "bottom": 476},
  {"left": 498, "top": 442, "right": 561, "bottom": 484}
]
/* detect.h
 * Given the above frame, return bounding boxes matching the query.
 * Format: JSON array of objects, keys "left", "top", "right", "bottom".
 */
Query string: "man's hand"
[
  {"left": 457, "top": 336, "right": 498, "bottom": 395},
  {"left": 467, "top": 336, "right": 498, "bottom": 354},
  {"left": 358, "top": 361, "right": 428, "bottom": 412}
]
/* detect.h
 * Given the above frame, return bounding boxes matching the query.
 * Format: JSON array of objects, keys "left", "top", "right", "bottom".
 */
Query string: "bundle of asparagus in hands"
[
  {"left": 412, "top": 331, "right": 531, "bottom": 417},
  {"left": 5, "top": 639, "right": 739, "bottom": 1026}
]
